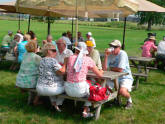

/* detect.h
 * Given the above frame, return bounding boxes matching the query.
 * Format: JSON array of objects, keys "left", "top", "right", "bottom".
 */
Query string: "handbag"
[{"left": 88, "top": 83, "right": 109, "bottom": 102}]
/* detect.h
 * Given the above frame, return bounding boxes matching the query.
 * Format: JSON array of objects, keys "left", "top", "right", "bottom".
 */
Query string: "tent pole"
[
  {"left": 18, "top": 13, "right": 20, "bottom": 30},
  {"left": 28, "top": 15, "right": 31, "bottom": 32},
  {"left": 71, "top": 17, "right": 74, "bottom": 43},
  {"left": 48, "top": 17, "right": 51, "bottom": 35},
  {"left": 75, "top": 0, "right": 78, "bottom": 45},
  {"left": 122, "top": 17, "right": 127, "bottom": 50}
]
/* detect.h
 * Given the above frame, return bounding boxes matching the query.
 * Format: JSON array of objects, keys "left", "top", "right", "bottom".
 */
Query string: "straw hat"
[
  {"left": 109, "top": 40, "right": 121, "bottom": 47},
  {"left": 149, "top": 36, "right": 156, "bottom": 40}
]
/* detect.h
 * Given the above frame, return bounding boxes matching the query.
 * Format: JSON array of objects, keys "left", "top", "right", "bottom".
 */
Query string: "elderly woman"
[
  {"left": 36, "top": 43, "right": 65, "bottom": 112},
  {"left": 16, "top": 41, "right": 42, "bottom": 104},
  {"left": 142, "top": 36, "right": 157, "bottom": 58},
  {"left": 17, "top": 34, "right": 31, "bottom": 63},
  {"left": 64, "top": 42, "right": 103, "bottom": 118}
]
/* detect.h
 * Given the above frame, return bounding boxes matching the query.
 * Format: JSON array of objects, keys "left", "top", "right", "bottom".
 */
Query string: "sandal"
[
  {"left": 82, "top": 112, "right": 94, "bottom": 118},
  {"left": 53, "top": 105, "right": 62, "bottom": 112}
]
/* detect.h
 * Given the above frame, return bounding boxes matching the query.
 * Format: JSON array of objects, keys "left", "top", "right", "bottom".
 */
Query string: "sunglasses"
[
  {"left": 50, "top": 49, "right": 56, "bottom": 52},
  {"left": 109, "top": 45, "right": 118, "bottom": 48}
]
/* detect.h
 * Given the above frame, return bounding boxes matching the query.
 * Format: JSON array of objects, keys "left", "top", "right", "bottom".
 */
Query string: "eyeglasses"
[
  {"left": 109, "top": 45, "right": 118, "bottom": 48},
  {"left": 50, "top": 49, "right": 56, "bottom": 52}
]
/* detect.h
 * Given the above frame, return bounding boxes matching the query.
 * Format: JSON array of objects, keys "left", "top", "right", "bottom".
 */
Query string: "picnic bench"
[
  {"left": 129, "top": 56, "right": 156, "bottom": 89},
  {"left": 27, "top": 71, "right": 128, "bottom": 120}
]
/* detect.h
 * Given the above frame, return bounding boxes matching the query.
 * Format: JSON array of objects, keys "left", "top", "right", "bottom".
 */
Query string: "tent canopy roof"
[
  {"left": 137, "top": 0, "right": 165, "bottom": 13},
  {"left": 15, "top": 0, "right": 138, "bottom": 18},
  {"left": 1, "top": 0, "right": 165, "bottom": 17}
]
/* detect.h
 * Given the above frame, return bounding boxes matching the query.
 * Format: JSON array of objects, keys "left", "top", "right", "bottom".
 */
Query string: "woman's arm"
[
  {"left": 56, "top": 58, "right": 68, "bottom": 75},
  {"left": 14, "top": 46, "right": 18, "bottom": 58},
  {"left": 92, "top": 66, "right": 103, "bottom": 77},
  {"left": 110, "top": 67, "right": 123, "bottom": 72}
]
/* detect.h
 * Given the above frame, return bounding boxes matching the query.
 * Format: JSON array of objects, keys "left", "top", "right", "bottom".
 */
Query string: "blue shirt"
[
  {"left": 107, "top": 50, "right": 133, "bottom": 81},
  {"left": 52, "top": 41, "right": 58, "bottom": 51},
  {"left": 18, "top": 40, "right": 28, "bottom": 63}
]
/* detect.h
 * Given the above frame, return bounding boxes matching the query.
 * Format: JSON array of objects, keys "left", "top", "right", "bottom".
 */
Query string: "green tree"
[{"left": 138, "top": 0, "right": 165, "bottom": 30}]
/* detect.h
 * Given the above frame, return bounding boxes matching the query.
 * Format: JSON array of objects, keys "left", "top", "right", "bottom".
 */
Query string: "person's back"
[
  {"left": 17, "top": 40, "right": 28, "bottom": 62},
  {"left": 142, "top": 40, "right": 157, "bottom": 58},
  {"left": 67, "top": 55, "right": 95, "bottom": 83},
  {"left": 37, "top": 57, "right": 63, "bottom": 87},
  {"left": 16, "top": 52, "right": 41, "bottom": 88},
  {"left": 157, "top": 41, "right": 165, "bottom": 54},
  {"left": 16, "top": 41, "right": 41, "bottom": 88}
]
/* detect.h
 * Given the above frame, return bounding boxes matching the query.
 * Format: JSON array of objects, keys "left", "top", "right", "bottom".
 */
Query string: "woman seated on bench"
[
  {"left": 36, "top": 43, "right": 66, "bottom": 112},
  {"left": 16, "top": 41, "right": 42, "bottom": 105},
  {"left": 64, "top": 42, "right": 103, "bottom": 118}
]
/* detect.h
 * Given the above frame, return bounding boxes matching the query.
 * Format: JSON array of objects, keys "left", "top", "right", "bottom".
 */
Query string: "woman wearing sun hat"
[
  {"left": 64, "top": 42, "right": 103, "bottom": 118},
  {"left": 142, "top": 35, "right": 157, "bottom": 58}
]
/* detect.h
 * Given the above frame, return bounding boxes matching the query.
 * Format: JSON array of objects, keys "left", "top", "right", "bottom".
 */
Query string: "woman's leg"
[{"left": 49, "top": 96, "right": 64, "bottom": 112}]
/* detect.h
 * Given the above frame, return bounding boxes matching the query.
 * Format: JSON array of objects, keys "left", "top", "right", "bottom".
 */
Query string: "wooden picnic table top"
[
  {"left": 88, "top": 71, "right": 128, "bottom": 80},
  {"left": 129, "top": 56, "right": 155, "bottom": 62}
]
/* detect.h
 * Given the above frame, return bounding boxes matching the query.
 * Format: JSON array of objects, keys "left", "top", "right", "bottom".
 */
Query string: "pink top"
[
  {"left": 142, "top": 41, "right": 157, "bottom": 57},
  {"left": 67, "top": 55, "right": 95, "bottom": 83}
]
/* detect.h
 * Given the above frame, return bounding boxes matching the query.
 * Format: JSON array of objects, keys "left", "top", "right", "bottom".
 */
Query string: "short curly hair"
[
  {"left": 24, "top": 34, "right": 31, "bottom": 41},
  {"left": 42, "top": 43, "right": 56, "bottom": 56},
  {"left": 25, "top": 40, "right": 37, "bottom": 52}
]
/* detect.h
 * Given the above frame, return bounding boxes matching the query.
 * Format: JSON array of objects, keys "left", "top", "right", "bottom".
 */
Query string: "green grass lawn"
[{"left": 0, "top": 20, "right": 165, "bottom": 124}]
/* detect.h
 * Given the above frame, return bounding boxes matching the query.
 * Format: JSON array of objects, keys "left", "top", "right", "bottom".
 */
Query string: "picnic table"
[
  {"left": 27, "top": 71, "right": 128, "bottom": 120},
  {"left": 129, "top": 56, "right": 156, "bottom": 89}
]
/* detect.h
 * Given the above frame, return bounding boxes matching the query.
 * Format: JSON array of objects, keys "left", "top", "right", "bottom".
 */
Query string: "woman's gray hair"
[{"left": 42, "top": 43, "right": 56, "bottom": 56}]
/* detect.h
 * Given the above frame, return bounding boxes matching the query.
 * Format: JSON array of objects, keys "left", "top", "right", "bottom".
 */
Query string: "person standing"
[{"left": 86, "top": 32, "right": 96, "bottom": 48}]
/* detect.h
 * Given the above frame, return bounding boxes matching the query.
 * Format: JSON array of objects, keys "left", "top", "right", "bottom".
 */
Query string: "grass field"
[{"left": 0, "top": 20, "right": 165, "bottom": 124}]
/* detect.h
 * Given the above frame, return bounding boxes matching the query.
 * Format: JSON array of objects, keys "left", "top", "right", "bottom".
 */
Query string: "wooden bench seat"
[
  {"left": 130, "top": 65, "right": 157, "bottom": 70},
  {"left": 27, "top": 89, "right": 118, "bottom": 119},
  {"left": 132, "top": 73, "right": 148, "bottom": 90},
  {"left": 23, "top": 71, "right": 128, "bottom": 120}
]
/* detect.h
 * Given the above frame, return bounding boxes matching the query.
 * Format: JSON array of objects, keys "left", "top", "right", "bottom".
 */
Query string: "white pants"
[
  {"left": 107, "top": 79, "right": 133, "bottom": 92},
  {"left": 36, "top": 84, "right": 64, "bottom": 105},
  {"left": 64, "top": 81, "right": 91, "bottom": 106}
]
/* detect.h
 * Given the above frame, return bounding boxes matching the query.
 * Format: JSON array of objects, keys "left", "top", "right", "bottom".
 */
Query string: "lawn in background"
[{"left": 0, "top": 20, "right": 165, "bottom": 124}]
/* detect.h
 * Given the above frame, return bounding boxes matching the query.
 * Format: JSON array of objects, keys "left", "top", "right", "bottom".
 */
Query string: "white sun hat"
[
  {"left": 86, "top": 32, "right": 92, "bottom": 36},
  {"left": 74, "top": 42, "right": 88, "bottom": 54}
]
